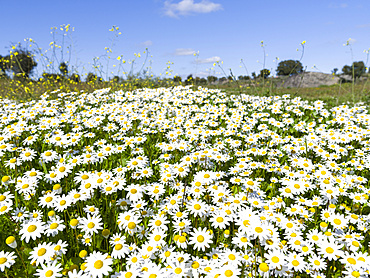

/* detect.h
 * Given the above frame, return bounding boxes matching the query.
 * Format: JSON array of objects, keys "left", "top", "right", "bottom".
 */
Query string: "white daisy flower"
[
  {"left": 28, "top": 242, "right": 54, "bottom": 266},
  {"left": 84, "top": 251, "right": 113, "bottom": 278},
  {"left": 189, "top": 227, "right": 213, "bottom": 251},
  {"left": 0, "top": 251, "right": 16, "bottom": 272},
  {"left": 34, "top": 260, "right": 63, "bottom": 278},
  {"left": 19, "top": 220, "right": 45, "bottom": 243}
]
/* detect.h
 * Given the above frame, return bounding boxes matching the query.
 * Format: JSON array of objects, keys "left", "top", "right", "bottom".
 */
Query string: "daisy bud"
[
  {"left": 259, "top": 263, "right": 269, "bottom": 272},
  {"left": 79, "top": 250, "right": 87, "bottom": 258},
  {"left": 53, "top": 184, "right": 62, "bottom": 194},
  {"left": 69, "top": 264, "right": 78, "bottom": 271},
  {"left": 102, "top": 229, "right": 110, "bottom": 239},
  {"left": 70, "top": 219, "right": 79, "bottom": 228},
  {"left": 80, "top": 262, "right": 87, "bottom": 271},
  {"left": 1, "top": 176, "right": 10, "bottom": 183},
  {"left": 5, "top": 236, "right": 17, "bottom": 248},
  {"left": 320, "top": 222, "right": 328, "bottom": 232},
  {"left": 224, "top": 230, "right": 230, "bottom": 238}
]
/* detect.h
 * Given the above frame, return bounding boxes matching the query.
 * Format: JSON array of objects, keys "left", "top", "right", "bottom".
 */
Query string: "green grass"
[{"left": 1, "top": 76, "right": 369, "bottom": 109}]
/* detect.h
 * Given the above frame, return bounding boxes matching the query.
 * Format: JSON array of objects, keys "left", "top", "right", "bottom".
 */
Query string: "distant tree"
[
  {"left": 251, "top": 72, "right": 256, "bottom": 79},
  {"left": 276, "top": 60, "right": 303, "bottom": 76},
  {"left": 342, "top": 61, "right": 366, "bottom": 80},
  {"left": 227, "top": 75, "right": 233, "bottom": 81},
  {"left": 219, "top": 77, "right": 227, "bottom": 82},
  {"left": 342, "top": 65, "right": 351, "bottom": 75},
  {"left": 185, "top": 74, "right": 193, "bottom": 85},
  {"left": 173, "top": 75, "right": 182, "bottom": 83},
  {"left": 7, "top": 45, "right": 37, "bottom": 78},
  {"left": 86, "top": 72, "right": 102, "bottom": 83},
  {"left": 207, "top": 75, "right": 218, "bottom": 83},
  {"left": 69, "top": 73, "right": 81, "bottom": 83},
  {"left": 259, "top": 69, "right": 270, "bottom": 79},
  {"left": 41, "top": 73, "right": 63, "bottom": 81},
  {"left": 0, "top": 55, "right": 10, "bottom": 76},
  {"left": 59, "top": 62, "right": 69, "bottom": 77},
  {"left": 112, "top": 75, "right": 120, "bottom": 83},
  {"left": 238, "top": 75, "right": 250, "bottom": 81},
  {"left": 331, "top": 68, "right": 338, "bottom": 75}
]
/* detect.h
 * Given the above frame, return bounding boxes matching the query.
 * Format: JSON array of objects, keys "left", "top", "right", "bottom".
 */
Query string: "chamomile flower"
[
  {"left": 111, "top": 242, "right": 130, "bottom": 259},
  {"left": 78, "top": 214, "right": 103, "bottom": 236},
  {"left": 29, "top": 242, "right": 54, "bottom": 266},
  {"left": 20, "top": 219, "right": 45, "bottom": 243},
  {"left": 45, "top": 216, "right": 65, "bottom": 237},
  {"left": 189, "top": 227, "right": 213, "bottom": 251},
  {"left": 0, "top": 251, "right": 16, "bottom": 272},
  {"left": 84, "top": 251, "right": 113, "bottom": 278},
  {"left": 34, "top": 260, "right": 63, "bottom": 278},
  {"left": 318, "top": 238, "right": 344, "bottom": 260}
]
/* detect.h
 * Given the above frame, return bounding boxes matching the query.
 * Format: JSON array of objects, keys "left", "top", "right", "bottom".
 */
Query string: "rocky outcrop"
[{"left": 277, "top": 72, "right": 340, "bottom": 88}]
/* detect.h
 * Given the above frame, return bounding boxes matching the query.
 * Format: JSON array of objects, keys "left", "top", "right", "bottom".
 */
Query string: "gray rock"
[{"left": 276, "top": 72, "right": 340, "bottom": 88}]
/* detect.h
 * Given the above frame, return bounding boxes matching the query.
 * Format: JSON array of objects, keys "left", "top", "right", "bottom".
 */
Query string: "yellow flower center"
[
  {"left": 255, "top": 227, "right": 263, "bottom": 233},
  {"left": 225, "top": 270, "right": 233, "bottom": 277},
  {"left": 38, "top": 248, "right": 46, "bottom": 256},
  {"left": 94, "top": 260, "right": 103, "bottom": 269},
  {"left": 128, "top": 222, "right": 136, "bottom": 229},
  {"left": 115, "top": 244, "right": 123, "bottom": 250},
  {"left": 259, "top": 263, "right": 269, "bottom": 272},
  {"left": 50, "top": 223, "right": 59, "bottom": 229},
  {"left": 216, "top": 217, "right": 223, "bottom": 223},
  {"left": 27, "top": 225, "right": 37, "bottom": 232}
]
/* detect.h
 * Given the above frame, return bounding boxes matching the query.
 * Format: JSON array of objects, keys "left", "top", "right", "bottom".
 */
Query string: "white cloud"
[
  {"left": 195, "top": 56, "right": 221, "bottom": 64},
  {"left": 194, "top": 71, "right": 209, "bottom": 77},
  {"left": 357, "top": 23, "right": 370, "bottom": 28},
  {"left": 140, "top": 40, "right": 153, "bottom": 46},
  {"left": 164, "top": 0, "right": 222, "bottom": 18},
  {"left": 173, "top": 48, "right": 196, "bottom": 56},
  {"left": 328, "top": 3, "right": 348, "bottom": 8}
]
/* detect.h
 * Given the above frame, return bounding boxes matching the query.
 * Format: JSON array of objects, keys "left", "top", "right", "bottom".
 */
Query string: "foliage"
[
  {"left": 276, "top": 59, "right": 303, "bottom": 76},
  {"left": 207, "top": 75, "right": 218, "bottom": 83},
  {"left": 173, "top": 75, "right": 182, "bottom": 83},
  {"left": 59, "top": 62, "right": 69, "bottom": 77},
  {"left": 6, "top": 44, "right": 38, "bottom": 78},
  {"left": 341, "top": 61, "right": 366, "bottom": 80},
  {"left": 259, "top": 69, "right": 270, "bottom": 79},
  {"left": 185, "top": 74, "right": 193, "bottom": 85},
  {"left": 69, "top": 74, "right": 81, "bottom": 83},
  {"left": 238, "top": 75, "right": 250, "bottom": 81},
  {"left": 86, "top": 72, "right": 102, "bottom": 83}
]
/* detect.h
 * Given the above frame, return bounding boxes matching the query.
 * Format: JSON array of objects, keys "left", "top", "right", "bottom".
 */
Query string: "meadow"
[
  {"left": 0, "top": 83, "right": 369, "bottom": 278},
  {"left": 1, "top": 24, "right": 370, "bottom": 278}
]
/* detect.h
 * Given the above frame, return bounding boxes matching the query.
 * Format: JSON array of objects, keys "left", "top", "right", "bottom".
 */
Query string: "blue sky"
[{"left": 1, "top": 0, "right": 370, "bottom": 80}]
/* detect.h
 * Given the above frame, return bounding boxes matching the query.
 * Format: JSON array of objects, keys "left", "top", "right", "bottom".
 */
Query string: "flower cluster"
[{"left": 0, "top": 86, "right": 370, "bottom": 277}]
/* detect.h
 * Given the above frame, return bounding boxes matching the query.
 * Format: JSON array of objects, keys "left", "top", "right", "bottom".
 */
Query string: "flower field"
[{"left": 0, "top": 86, "right": 370, "bottom": 278}]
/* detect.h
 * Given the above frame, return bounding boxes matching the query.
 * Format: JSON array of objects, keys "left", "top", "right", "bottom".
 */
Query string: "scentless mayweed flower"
[{"left": 1, "top": 86, "right": 370, "bottom": 277}]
